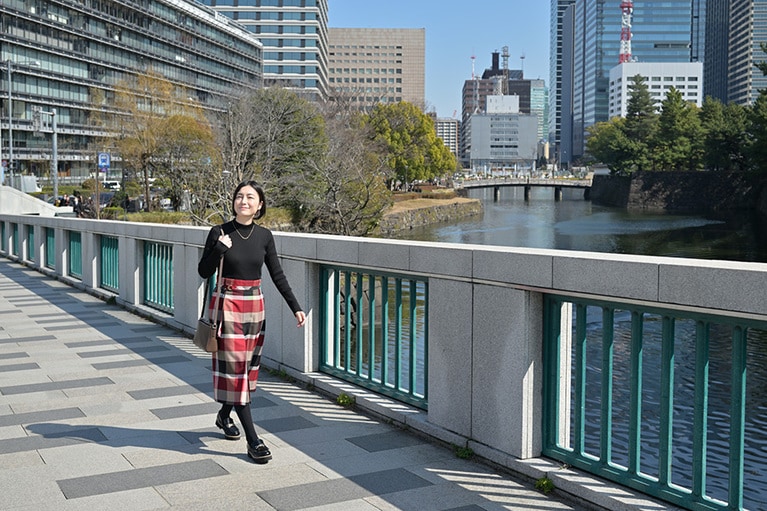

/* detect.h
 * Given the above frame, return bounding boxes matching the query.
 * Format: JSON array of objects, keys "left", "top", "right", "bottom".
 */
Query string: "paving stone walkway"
[{"left": 0, "top": 259, "right": 592, "bottom": 511}]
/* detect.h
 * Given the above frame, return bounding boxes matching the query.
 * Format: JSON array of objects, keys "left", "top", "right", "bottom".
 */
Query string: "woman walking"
[{"left": 198, "top": 181, "right": 306, "bottom": 463}]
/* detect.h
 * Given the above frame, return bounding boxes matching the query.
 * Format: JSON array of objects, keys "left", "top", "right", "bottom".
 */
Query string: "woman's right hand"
[{"left": 218, "top": 233, "right": 232, "bottom": 249}]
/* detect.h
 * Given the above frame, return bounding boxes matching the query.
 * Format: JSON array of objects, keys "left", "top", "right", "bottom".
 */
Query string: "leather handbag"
[{"left": 194, "top": 257, "right": 224, "bottom": 352}]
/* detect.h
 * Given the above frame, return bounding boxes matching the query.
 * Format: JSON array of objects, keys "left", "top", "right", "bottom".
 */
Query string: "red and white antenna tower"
[
  {"left": 619, "top": 1, "right": 633, "bottom": 63},
  {"left": 470, "top": 53, "right": 476, "bottom": 80}
]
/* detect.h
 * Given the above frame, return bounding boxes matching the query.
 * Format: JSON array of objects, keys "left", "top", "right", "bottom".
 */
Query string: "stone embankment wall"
[
  {"left": 590, "top": 171, "right": 767, "bottom": 214},
  {"left": 377, "top": 199, "right": 482, "bottom": 236}
]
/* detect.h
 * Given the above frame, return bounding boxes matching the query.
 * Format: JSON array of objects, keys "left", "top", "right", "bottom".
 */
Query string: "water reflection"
[
  {"left": 393, "top": 187, "right": 767, "bottom": 262},
  {"left": 391, "top": 187, "right": 767, "bottom": 509}
]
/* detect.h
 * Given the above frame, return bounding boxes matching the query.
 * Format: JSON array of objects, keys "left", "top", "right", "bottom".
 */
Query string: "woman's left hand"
[{"left": 295, "top": 311, "right": 307, "bottom": 328}]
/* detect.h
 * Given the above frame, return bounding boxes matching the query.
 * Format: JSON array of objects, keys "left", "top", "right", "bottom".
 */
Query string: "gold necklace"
[{"left": 234, "top": 222, "right": 255, "bottom": 240}]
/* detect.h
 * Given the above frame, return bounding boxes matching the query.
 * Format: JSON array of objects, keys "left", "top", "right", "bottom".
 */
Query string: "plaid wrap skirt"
[{"left": 209, "top": 278, "right": 265, "bottom": 405}]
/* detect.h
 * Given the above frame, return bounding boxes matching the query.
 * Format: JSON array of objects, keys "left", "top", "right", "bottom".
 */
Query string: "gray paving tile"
[
  {"left": 445, "top": 506, "right": 487, "bottom": 511},
  {"left": 113, "top": 336, "right": 155, "bottom": 344},
  {"left": 0, "top": 427, "right": 106, "bottom": 454},
  {"left": 65, "top": 339, "right": 115, "bottom": 348},
  {"left": 56, "top": 459, "right": 229, "bottom": 499},
  {"left": 0, "top": 376, "right": 114, "bottom": 395},
  {"left": 0, "top": 362, "right": 39, "bottom": 372},
  {"left": 77, "top": 348, "right": 133, "bottom": 358},
  {"left": 257, "top": 415, "right": 319, "bottom": 434},
  {"left": 43, "top": 324, "right": 93, "bottom": 331},
  {"left": 0, "top": 407, "right": 85, "bottom": 427},
  {"left": 258, "top": 468, "right": 432, "bottom": 511},
  {"left": 34, "top": 317, "right": 84, "bottom": 324},
  {"left": 149, "top": 402, "right": 223, "bottom": 420},
  {"left": 83, "top": 321, "right": 121, "bottom": 327},
  {"left": 130, "top": 325, "right": 168, "bottom": 332},
  {"left": 127, "top": 384, "right": 211, "bottom": 400},
  {"left": 91, "top": 355, "right": 188, "bottom": 370},
  {"left": 347, "top": 430, "right": 428, "bottom": 453},
  {"left": 0, "top": 334, "right": 56, "bottom": 343},
  {"left": 0, "top": 351, "right": 28, "bottom": 360}
]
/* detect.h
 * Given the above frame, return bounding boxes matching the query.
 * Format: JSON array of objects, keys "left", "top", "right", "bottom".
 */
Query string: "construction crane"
[{"left": 619, "top": 1, "right": 633, "bottom": 63}]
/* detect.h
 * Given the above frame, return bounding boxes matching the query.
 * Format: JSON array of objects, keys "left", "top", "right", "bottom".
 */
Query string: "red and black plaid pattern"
[{"left": 209, "top": 278, "right": 266, "bottom": 405}]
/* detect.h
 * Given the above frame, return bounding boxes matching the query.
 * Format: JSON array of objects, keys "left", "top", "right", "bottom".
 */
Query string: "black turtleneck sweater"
[{"left": 197, "top": 220, "right": 302, "bottom": 314}]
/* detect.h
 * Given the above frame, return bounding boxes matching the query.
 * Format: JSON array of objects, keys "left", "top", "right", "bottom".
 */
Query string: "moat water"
[{"left": 392, "top": 186, "right": 767, "bottom": 509}]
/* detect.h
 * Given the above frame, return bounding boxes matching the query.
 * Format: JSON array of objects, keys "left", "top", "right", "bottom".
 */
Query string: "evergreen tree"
[
  {"left": 655, "top": 88, "right": 704, "bottom": 170},
  {"left": 621, "top": 75, "right": 658, "bottom": 171},
  {"left": 700, "top": 97, "right": 750, "bottom": 171},
  {"left": 747, "top": 90, "right": 767, "bottom": 173}
]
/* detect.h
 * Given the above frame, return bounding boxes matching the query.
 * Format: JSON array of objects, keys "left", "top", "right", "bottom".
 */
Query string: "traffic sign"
[{"left": 98, "top": 152, "right": 111, "bottom": 168}]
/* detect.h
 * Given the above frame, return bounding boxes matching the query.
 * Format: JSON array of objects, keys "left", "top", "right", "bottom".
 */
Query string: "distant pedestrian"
[
  {"left": 72, "top": 191, "right": 82, "bottom": 216},
  {"left": 197, "top": 180, "right": 306, "bottom": 464}
]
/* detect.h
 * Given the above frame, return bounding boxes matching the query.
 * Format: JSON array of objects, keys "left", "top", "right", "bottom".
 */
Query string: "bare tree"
[{"left": 300, "top": 99, "right": 393, "bottom": 235}]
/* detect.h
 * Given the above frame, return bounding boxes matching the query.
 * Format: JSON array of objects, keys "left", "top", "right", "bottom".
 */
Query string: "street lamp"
[{"left": 3, "top": 59, "right": 41, "bottom": 188}]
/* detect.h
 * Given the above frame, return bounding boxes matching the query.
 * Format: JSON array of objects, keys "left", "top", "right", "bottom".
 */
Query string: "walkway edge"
[{"left": 279, "top": 365, "right": 687, "bottom": 511}]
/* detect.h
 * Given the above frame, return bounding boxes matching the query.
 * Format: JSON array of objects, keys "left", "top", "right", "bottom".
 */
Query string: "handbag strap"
[
  {"left": 210, "top": 257, "right": 224, "bottom": 324},
  {"left": 200, "top": 257, "right": 224, "bottom": 321}
]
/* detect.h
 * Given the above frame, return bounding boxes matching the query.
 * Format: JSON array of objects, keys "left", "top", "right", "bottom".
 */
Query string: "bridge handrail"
[
  {"left": 457, "top": 177, "right": 592, "bottom": 188},
  {"left": 2, "top": 212, "right": 766, "bottom": 511}
]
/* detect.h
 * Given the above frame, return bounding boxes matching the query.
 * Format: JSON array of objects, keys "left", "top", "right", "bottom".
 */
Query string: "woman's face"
[{"left": 234, "top": 185, "right": 262, "bottom": 219}]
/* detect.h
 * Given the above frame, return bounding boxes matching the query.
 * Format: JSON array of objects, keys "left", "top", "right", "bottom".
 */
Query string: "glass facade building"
[
  {"left": 567, "top": 0, "right": 706, "bottom": 160},
  {"left": 549, "top": 0, "right": 577, "bottom": 159},
  {"left": 726, "top": 0, "right": 767, "bottom": 105},
  {"left": 1, "top": 0, "right": 262, "bottom": 180},
  {"left": 197, "top": 0, "right": 329, "bottom": 101}
]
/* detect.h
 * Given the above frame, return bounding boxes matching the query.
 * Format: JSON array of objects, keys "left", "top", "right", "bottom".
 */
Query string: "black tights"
[{"left": 219, "top": 404, "right": 259, "bottom": 445}]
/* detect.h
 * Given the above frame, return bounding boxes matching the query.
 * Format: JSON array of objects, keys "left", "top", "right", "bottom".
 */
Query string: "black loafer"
[
  {"left": 247, "top": 439, "right": 272, "bottom": 463},
  {"left": 215, "top": 414, "right": 241, "bottom": 440}
]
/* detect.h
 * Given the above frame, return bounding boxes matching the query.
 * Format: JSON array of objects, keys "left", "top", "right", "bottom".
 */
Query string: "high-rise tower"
[
  {"left": 548, "top": 0, "right": 577, "bottom": 163},
  {"left": 562, "top": 0, "right": 706, "bottom": 162},
  {"left": 197, "top": 0, "right": 329, "bottom": 101}
]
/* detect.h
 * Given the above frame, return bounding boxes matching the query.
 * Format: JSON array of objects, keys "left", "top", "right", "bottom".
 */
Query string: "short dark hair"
[{"left": 231, "top": 180, "right": 266, "bottom": 220}]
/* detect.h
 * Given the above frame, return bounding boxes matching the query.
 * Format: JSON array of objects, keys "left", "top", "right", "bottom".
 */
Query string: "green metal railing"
[
  {"left": 143, "top": 241, "right": 173, "bottom": 313},
  {"left": 26, "top": 225, "right": 34, "bottom": 261},
  {"left": 11, "top": 223, "right": 19, "bottom": 257},
  {"left": 320, "top": 266, "right": 428, "bottom": 409},
  {"left": 543, "top": 295, "right": 767, "bottom": 511},
  {"left": 68, "top": 231, "right": 83, "bottom": 279},
  {"left": 0, "top": 222, "right": 5, "bottom": 253},
  {"left": 68, "top": 231, "right": 82, "bottom": 279},
  {"left": 45, "top": 228, "right": 55, "bottom": 269},
  {"left": 99, "top": 235, "right": 119, "bottom": 292}
]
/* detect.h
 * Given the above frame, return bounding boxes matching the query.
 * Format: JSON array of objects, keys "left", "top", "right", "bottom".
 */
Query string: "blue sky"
[{"left": 328, "top": 0, "right": 551, "bottom": 118}]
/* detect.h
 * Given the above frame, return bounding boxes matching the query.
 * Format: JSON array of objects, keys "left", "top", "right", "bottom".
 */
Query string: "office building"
[
  {"left": 608, "top": 62, "right": 704, "bottom": 118},
  {"left": 704, "top": 0, "right": 730, "bottom": 102},
  {"left": 723, "top": 0, "right": 767, "bottom": 105},
  {"left": 563, "top": 0, "right": 706, "bottom": 162},
  {"left": 1, "top": 0, "right": 262, "bottom": 180},
  {"left": 467, "top": 95, "right": 539, "bottom": 172},
  {"left": 197, "top": 0, "right": 329, "bottom": 101},
  {"left": 549, "top": 0, "right": 577, "bottom": 162},
  {"left": 327, "top": 28, "right": 425, "bottom": 110},
  {"left": 435, "top": 117, "right": 460, "bottom": 158},
  {"left": 460, "top": 50, "right": 545, "bottom": 165}
]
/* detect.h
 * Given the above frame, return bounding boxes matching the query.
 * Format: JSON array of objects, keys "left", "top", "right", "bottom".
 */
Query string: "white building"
[
  {"left": 468, "top": 95, "right": 539, "bottom": 171},
  {"left": 608, "top": 62, "right": 704, "bottom": 118},
  {"left": 435, "top": 118, "right": 460, "bottom": 158}
]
